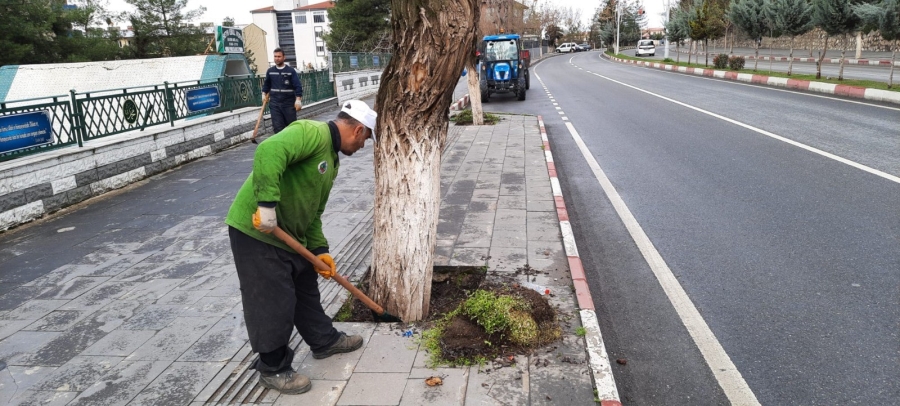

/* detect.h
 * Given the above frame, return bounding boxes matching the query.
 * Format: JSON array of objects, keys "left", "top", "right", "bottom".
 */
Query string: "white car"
[
  {"left": 635, "top": 40, "right": 656, "bottom": 57},
  {"left": 556, "top": 43, "right": 577, "bottom": 53}
]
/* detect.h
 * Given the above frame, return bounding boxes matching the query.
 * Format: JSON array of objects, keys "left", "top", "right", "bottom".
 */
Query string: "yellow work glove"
[{"left": 316, "top": 253, "right": 336, "bottom": 279}]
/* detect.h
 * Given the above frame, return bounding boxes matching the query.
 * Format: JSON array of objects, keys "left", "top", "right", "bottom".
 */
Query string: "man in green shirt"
[{"left": 226, "top": 100, "right": 377, "bottom": 395}]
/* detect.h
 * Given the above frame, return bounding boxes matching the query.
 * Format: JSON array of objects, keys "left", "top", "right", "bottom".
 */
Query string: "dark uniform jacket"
[{"left": 262, "top": 65, "right": 303, "bottom": 105}]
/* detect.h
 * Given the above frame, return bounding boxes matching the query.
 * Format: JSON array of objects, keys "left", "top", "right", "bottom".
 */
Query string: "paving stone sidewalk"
[{"left": 0, "top": 102, "right": 597, "bottom": 405}]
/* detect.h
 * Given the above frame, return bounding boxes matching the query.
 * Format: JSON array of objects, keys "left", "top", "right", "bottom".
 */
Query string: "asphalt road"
[
  {"left": 624, "top": 47, "right": 898, "bottom": 83},
  {"left": 475, "top": 52, "right": 899, "bottom": 404}
]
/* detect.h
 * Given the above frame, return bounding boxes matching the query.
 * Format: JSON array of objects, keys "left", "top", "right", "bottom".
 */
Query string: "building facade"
[{"left": 251, "top": 0, "right": 335, "bottom": 71}]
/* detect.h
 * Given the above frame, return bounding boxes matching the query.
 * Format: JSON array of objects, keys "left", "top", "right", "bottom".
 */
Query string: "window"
[
  {"left": 295, "top": 13, "right": 306, "bottom": 24},
  {"left": 317, "top": 46, "right": 325, "bottom": 56},
  {"left": 315, "top": 30, "right": 324, "bottom": 39},
  {"left": 484, "top": 40, "right": 519, "bottom": 61},
  {"left": 313, "top": 11, "right": 325, "bottom": 23}
]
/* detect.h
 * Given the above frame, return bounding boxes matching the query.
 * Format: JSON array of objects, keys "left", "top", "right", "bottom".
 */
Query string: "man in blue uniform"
[{"left": 263, "top": 48, "right": 303, "bottom": 134}]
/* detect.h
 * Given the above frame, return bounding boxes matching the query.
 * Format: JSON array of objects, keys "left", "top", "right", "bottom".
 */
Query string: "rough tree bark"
[{"left": 371, "top": 0, "right": 479, "bottom": 322}]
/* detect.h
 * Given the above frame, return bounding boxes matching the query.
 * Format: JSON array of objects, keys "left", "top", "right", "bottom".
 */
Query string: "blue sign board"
[
  {"left": 373, "top": 56, "right": 380, "bottom": 67},
  {"left": 185, "top": 87, "right": 221, "bottom": 112},
  {"left": 0, "top": 111, "right": 54, "bottom": 154},
  {"left": 349, "top": 55, "right": 359, "bottom": 68}
]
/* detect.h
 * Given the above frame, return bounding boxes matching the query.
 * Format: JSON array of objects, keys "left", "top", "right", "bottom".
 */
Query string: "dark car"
[{"left": 577, "top": 43, "right": 592, "bottom": 52}]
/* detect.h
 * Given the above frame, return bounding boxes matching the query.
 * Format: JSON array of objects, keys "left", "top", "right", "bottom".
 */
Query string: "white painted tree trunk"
[
  {"left": 371, "top": 0, "right": 478, "bottom": 322},
  {"left": 466, "top": 61, "right": 484, "bottom": 125},
  {"left": 890, "top": 42, "right": 896, "bottom": 89},
  {"left": 855, "top": 31, "right": 862, "bottom": 59}
]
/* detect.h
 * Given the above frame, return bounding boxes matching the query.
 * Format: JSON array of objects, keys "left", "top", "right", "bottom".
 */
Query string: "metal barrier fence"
[
  {"left": 0, "top": 70, "right": 335, "bottom": 162},
  {"left": 331, "top": 52, "right": 392, "bottom": 73}
]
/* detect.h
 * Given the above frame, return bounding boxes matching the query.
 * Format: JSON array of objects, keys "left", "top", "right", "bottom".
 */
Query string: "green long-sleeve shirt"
[{"left": 225, "top": 120, "right": 339, "bottom": 253}]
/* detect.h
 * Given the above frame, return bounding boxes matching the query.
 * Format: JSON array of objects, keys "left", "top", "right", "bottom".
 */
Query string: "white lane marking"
[
  {"left": 555, "top": 107, "right": 562, "bottom": 110},
  {"left": 534, "top": 69, "right": 760, "bottom": 405},
  {"left": 558, "top": 111, "right": 565, "bottom": 115},
  {"left": 581, "top": 68, "right": 900, "bottom": 185},
  {"left": 595, "top": 55, "right": 900, "bottom": 112},
  {"left": 563, "top": 118, "right": 762, "bottom": 406},
  {"left": 562, "top": 117, "right": 569, "bottom": 121},
  {"left": 553, "top": 103, "right": 559, "bottom": 106}
]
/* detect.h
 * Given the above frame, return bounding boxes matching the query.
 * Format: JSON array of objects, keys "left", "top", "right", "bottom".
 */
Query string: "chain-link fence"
[{"left": 1, "top": 70, "right": 335, "bottom": 162}]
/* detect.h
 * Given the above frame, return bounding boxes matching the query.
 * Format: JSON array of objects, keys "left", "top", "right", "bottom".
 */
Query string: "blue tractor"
[{"left": 479, "top": 34, "right": 530, "bottom": 102}]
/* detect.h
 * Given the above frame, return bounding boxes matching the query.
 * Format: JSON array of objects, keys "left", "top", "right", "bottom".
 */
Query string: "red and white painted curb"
[
  {"left": 606, "top": 54, "right": 900, "bottom": 105},
  {"left": 449, "top": 94, "right": 470, "bottom": 111},
  {"left": 538, "top": 115, "right": 621, "bottom": 406},
  {"left": 673, "top": 48, "right": 900, "bottom": 66}
]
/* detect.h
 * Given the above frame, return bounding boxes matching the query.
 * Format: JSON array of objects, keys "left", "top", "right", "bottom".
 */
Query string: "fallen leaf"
[
  {"left": 616, "top": 358, "right": 627, "bottom": 365},
  {"left": 425, "top": 376, "right": 443, "bottom": 386}
]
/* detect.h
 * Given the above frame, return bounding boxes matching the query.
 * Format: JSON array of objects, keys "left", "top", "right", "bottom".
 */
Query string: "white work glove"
[
  {"left": 252, "top": 206, "right": 277, "bottom": 233},
  {"left": 294, "top": 99, "right": 302, "bottom": 111}
]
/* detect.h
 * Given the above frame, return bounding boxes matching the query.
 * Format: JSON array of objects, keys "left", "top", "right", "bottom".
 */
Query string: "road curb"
[
  {"left": 603, "top": 53, "right": 900, "bottom": 106},
  {"left": 671, "top": 48, "right": 900, "bottom": 66},
  {"left": 449, "top": 94, "right": 470, "bottom": 111},
  {"left": 537, "top": 115, "right": 621, "bottom": 405}
]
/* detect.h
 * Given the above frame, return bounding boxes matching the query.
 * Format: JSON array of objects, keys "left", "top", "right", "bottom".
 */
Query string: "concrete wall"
[
  {"left": 723, "top": 29, "right": 894, "bottom": 53},
  {"left": 334, "top": 70, "right": 382, "bottom": 104},
  {"left": 0, "top": 55, "right": 250, "bottom": 103},
  {"left": 0, "top": 98, "right": 337, "bottom": 231}
]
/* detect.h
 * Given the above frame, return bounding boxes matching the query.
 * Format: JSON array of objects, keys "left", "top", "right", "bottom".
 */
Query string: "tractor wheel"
[
  {"left": 517, "top": 87, "right": 526, "bottom": 101},
  {"left": 525, "top": 71, "right": 530, "bottom": 89},
  {"left": 481, "top": 91, "right": 489, "bottom": 103}
]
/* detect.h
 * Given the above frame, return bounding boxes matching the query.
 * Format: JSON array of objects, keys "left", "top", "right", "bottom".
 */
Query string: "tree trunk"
[
  {"left": 890, "top": 41, "right": 896, "bottom": 89},
  {"left": 839, "top": 33, "right": 847, "bottom": 81},
  {"left": 704, "top": 39, "right": 709, "bottom": 66},
  {"left": 788, "top": 36, "right": 794, "bottom": 76},
  {"left": 676, "top": 41, "right": 681, "bottom": 63},
  {"left": 817, "top": 36, "right": 829, "bottom": 79},
  {"left": 754, "top": 41, "right": 759, "bottom": 72},
  {"left": 730, "top": 30, "right": 734, "bottom": 54},
  {"left": 769, "top": 38, "right": 774, "bottom": 72},
  {"left": 466, "top": 60, "right": 484, "bottom": 125},
  {"left": 855, "top": 31, "right": 862, "bottom": 59},
  {"left": 371, "top": 0, "right": 478, "bottom": 322}
]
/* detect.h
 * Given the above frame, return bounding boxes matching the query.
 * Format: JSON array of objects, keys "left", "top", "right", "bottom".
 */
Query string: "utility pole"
[
  {"left": 664, "top": 0, "right": 671, "bottom": 59},
  {"left": 615, "top": 1, "right": 621, "bottom": 55}
]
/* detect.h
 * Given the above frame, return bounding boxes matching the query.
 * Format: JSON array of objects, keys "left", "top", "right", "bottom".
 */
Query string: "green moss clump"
[{"left": 451, "top": 109, "right": 501, "bottom": 125}]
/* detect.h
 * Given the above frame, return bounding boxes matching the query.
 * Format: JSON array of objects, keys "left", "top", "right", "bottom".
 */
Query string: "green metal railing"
[
  {"left": 1, "top": 70, "right": 335, "bottom": 162},
  {"left": 331, "top": 52, "right": 392, "bottom": 73}
]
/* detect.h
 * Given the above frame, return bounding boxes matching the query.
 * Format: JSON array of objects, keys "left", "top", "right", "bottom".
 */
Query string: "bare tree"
[{"left": 370, "top": 0, "right": 479, "bottom": 322}]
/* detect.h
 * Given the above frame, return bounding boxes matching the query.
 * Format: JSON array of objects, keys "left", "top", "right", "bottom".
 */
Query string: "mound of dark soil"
[
  {"left": 438, "top": 284, "right": 559, "bottom": 362},
  {"left": 338, "top": 266, "right": 486, "bottom": 323}
]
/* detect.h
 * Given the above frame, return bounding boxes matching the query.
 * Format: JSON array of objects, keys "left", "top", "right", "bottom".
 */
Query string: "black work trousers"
[
  {"left": 228, "top": 227, "right": 339, "bottom": 372},
  {"left": 269, "top": 102, "right": 297, "bottom": 134}
]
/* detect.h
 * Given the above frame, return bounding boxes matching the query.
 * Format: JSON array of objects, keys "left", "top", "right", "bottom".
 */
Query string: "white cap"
[{"left": 341, "top": 100, "right": 377, "bottom": 141}]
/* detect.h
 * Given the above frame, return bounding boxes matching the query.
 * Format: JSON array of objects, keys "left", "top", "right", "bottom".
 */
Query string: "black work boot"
[
  {"left": 312, "top": 332, "right": 363, "bottom": 359},
  {"left": 258, "top": 369, "right": 311, "bottom": 394}
]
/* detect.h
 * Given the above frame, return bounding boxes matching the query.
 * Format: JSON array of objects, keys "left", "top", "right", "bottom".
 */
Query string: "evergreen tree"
[
  {"left": 854, "top": 0, "right": 900, "bottom": 87},
  {"left": 0, "top": 0, "right": 57, "bottom": 66},
  {"left": 812, "top": 0, "right": 862, "bottom": 79},
  {"left": 324, "top": 0, "right": 391, "bottom": 52},
  {"left": 769, "top": 0, "right": 814, "bottom": 75},
  {"left": 730, "top": 0, "right": 771, "bottom": 71},
  {"left": 124, "top": 0, "right": 207, "bottom": 58},
  {"left": 690, "top": 0, "right": 727, "bottom": 66},
  {"left": 666, "top": 8, "right": 691, "bottom": 62}
]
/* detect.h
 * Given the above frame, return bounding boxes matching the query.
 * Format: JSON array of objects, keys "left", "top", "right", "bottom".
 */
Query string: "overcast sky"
[{"left": 106, "top": 0, "right": 668, "bottom": 29}]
